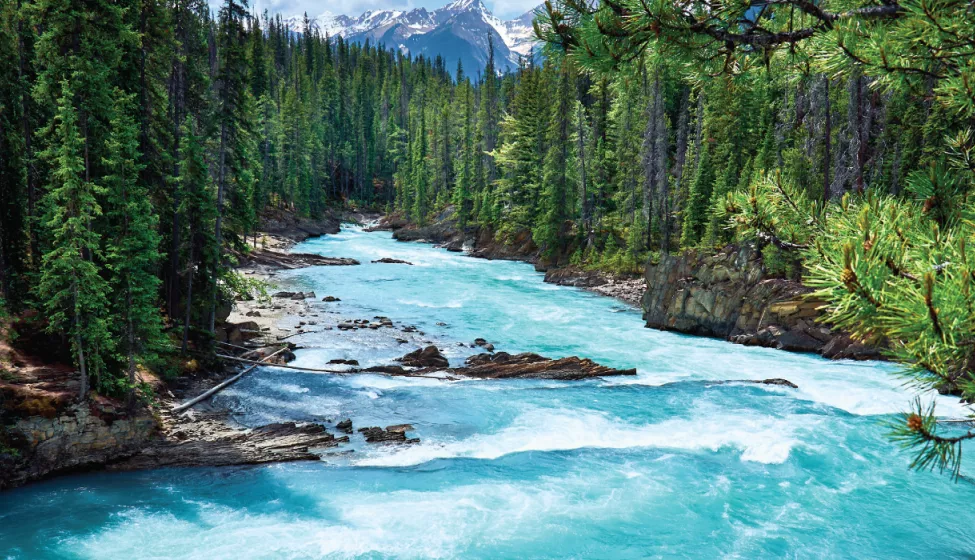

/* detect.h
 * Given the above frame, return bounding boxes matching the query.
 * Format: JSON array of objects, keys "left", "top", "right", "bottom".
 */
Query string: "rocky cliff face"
[
  {"left": 0, "top": 386, "right": 156, "bottom": 490},
  {"left": 641, "top": 245, "right": 880, "bottom": 359}
]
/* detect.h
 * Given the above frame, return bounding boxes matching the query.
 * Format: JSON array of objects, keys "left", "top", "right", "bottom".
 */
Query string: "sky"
[{"left": 241, "top": 0, "right": 538, "bottom": 21}]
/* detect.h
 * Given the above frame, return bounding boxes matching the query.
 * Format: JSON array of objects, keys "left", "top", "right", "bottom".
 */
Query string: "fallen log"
[
  {"left": 213, "top": 353, "right": 453, "bottom": 380},
  {"left": 214, "top": 353, "right": 357, "bottom": 374},
  {"left": 172, "top": 347, "right": 291, "bottom": 413}
]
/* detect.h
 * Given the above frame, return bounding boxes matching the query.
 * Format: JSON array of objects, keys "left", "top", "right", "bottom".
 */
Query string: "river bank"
[
  {"left": 0, "top": 211, "right": 360, "bottom": 491},
  {"left": 372, "top": 208, "right": 646, "bottom": 306},
  {"left": 374, "top": 208, "right": 879, "bottom": 359}
]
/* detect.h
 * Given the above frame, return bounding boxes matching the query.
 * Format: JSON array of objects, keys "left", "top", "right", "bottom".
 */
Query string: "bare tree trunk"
[
  {"left": 73, "top": 281, "right": 88, "bottom": 401},
  {"left": 855, "top": 75, "right": 865, "bottom": 193},
  {"left": 822, "top": 74, "right": 831, "bottom": 204},
  {"left": 76, "top": 335, "right": 88, "bottom": 401},
  {"left": 181, "top": 230, "right": 195, "bottom": 353},
  {"left": 126, "top": 291, "right": 136, "bottom": 409},
  {"left": 210, "top": 123, "right": 227, "bottom": 334},
  {"left": 576, "top": 103, "right": 589, "bottom": 244},
  {"left": 17, "top": 0, "right": 38, "bottom": 265}
]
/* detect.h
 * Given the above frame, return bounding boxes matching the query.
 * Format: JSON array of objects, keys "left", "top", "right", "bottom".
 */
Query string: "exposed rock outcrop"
[
  {"left": 641, "top": 244, "right": 880, "bottom": 359},
  {"left": 387, "top": 207, "right": 539, "bottom": 262},
  {"left": 372, "top": 258, "right": 413, "bottom": 265},
  {"left": 544, "top": 267, "right": 646, "bottom": 306},
  {"left": 357, "top": 425, "right": 419, "bottom": 444},
  {"left": 259, "top": 209, "right": 341, "bottom": 242},
  {"left": 382, "top": 209, "right": 643, "bottom": 305},
  {"left": 396, "top": 345, "right": 450, "bottom": 368},
  {"left": 1, "top": 394, "right": 156, "bottom": 490},
  {"left": 112, "top": 420, "right": 344, "bottom": 470},
  {"left": 243, "top": 251, "right": 359, "bottom": 270},
  {"left": 456, "top": 352, "right": 636, "bottom": 380}
]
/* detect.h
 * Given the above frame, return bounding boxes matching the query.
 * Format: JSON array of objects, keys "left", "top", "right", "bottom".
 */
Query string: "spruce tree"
[
  {"left": 535, "top": 61, "right": 576, "bottom": 257},
  {"left": 102, "top": 92, "right": 166, "bottom": 402},
  {"left": 177, "top": 116, "right": 217, "bottom": 353},
  {"left": 36, "top": 82, "right": 112, "bottom": 400}
]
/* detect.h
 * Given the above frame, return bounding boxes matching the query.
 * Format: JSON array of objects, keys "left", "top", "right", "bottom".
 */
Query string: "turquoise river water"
[{"left": 2, "top": 225, "right": 975, "bottom": 558}]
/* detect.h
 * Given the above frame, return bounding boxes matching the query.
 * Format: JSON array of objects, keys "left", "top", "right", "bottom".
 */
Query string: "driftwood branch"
[
  {"left": 172, "top": 347, "right": 291, "bottom": 413},
  {"left": 215, "top": 353, "right": 453, "bottom": 380},
  {"left": 214, "top": 353, "right": 358, "bottom": 374}
]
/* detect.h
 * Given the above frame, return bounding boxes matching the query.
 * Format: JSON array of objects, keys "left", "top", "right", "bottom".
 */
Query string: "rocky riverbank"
[
  {"left": 378, "top": 208, "right": 879, "bottom": 359},
  {"left": 374, "top": 208, "right": 646, "bottom": 306},
  {"left": 642, "top": 244, "right": 880, "bottom": 359},
  {"left": 0, "top": 210, "right": 368, "bottom": 491},
  {"left": 0, "top": 329, "right": 157, "bottom": 491}
]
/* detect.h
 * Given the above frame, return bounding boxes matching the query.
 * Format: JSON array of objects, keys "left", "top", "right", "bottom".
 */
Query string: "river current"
[{"left": 2, "top": 225, "right": 974, "bottom": 558}]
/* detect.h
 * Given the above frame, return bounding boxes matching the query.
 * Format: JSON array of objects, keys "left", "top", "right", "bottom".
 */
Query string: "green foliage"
[
  {"left": 35, "top": 82, "right": 113, "bottom": 398},
  {"left": 102, "top": 91, "right": 167, "bottom": 393},
  {"left": 221, "top": 270, "right": 272, "bottom": 305},
  {"left": 727, "top": 165, "right": 975, "bottom": 477}
]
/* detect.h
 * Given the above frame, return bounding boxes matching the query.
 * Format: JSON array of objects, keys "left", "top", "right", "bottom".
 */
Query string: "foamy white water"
[{"left": 3, "top": 225, "right": 974, "bottom": 559}]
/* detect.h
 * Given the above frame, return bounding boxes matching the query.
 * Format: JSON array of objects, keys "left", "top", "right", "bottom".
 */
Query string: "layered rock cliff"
[
  {"left": 641, "top": 245, "right": 880, "bottom": 359},
  {"left": 0, "top": 385, "right": 156, "bottom": 490}
]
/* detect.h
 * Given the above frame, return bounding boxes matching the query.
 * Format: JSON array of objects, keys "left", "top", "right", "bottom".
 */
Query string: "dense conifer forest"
[{"left": 0, "top": 0, "right": 973, "bottom": 473}]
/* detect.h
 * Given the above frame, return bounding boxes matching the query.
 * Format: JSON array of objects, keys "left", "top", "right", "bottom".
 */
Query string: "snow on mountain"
[{"left": 288, "top": 0, "right": 542, "bottom": 74}]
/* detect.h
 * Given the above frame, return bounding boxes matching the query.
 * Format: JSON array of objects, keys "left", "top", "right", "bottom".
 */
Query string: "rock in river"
[
  {"left": 456, "top": 352, "right": 637, "bottom": 380},
  {"left": 372, "top": 257, "right": 414, "bottom": 265},
  {"left": 396, "top": 345, "right": 450, "bottom": 368},
  {"left": 358, "top": 426, "right": 419, "bottom": 444}
]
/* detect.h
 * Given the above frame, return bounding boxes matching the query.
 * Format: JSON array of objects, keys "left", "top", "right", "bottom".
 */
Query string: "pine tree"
[
  {"left": 682, "top": 145, "right": 714, "bottom": 246},
  {"left": 35, "top": 82, "right": 112, "bottom": 400},
  {"left": 535, "top": 61, "right": 576, "bottom": 257},
  {"left": 177, "top": 115, "right": 217, "bottom": 353},
  {"left": 102, "top": 91, "right": 165, "bottom": 402},
  {"left": 452, "top": 81, "right": 475, "bottom": 228},
  {"left": 210, "top": 0, "right": 251, "bottom": 333}
]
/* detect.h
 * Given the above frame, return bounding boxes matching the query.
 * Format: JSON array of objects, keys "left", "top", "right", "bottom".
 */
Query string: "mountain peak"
[
  {"left": 441, "top": 0, "right": 486, "bottom": 11},
  {"left": 291, "top": 0, "right": 542, "bottom": 75}
]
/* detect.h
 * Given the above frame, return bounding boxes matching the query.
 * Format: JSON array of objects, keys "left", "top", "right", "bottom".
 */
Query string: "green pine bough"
[{"left": 724, "top": 162, "right": 975, "bottom": 478}]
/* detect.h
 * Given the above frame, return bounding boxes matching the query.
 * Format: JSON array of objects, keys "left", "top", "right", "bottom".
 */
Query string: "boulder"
[
  {"left": 328, "top": 359, "right": 359, "bottom": 366},
  {"left": 364, "top": 365, "right": 408, "bottom": 375},
  {"left": 396, "top": 346, "right": 449, "bottom": 368},
  {"left": 321, "top": 296, "right": 341, "bottom": 302},
  {"left": 372, "top": 258, "right": 414, "bottom": 265},
  {"left": 336, "top": 419, "right": 353, "bottom": 434},
  {"left": 385, "top": 424, "right": 414, "bottom": 434},
  {"left": 357, "top": 426, "right": 417, "bottom": 444},
  {"left": 757, "top": 378, "right": 799, "bottom": 389}
]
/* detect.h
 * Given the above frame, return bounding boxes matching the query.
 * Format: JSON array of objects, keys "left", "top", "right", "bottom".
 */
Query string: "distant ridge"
[{"left": 285, "top": 0, "right": 541, "bottom": 75}]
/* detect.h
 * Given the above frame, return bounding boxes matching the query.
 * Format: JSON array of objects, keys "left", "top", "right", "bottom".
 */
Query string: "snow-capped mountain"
[{"left": 287, "top": 0, "right": 542, "bottom": 75}]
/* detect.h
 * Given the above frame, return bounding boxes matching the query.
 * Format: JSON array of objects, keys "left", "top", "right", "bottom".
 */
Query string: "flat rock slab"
[
  {"left": 387, "top": 348, "right": 637, "bottom": 381},
  {"left": 110, "top": 421, "right": 344, "bottom": 470},
  {"left": 358, "top": 426, "right": 419, "bottom": 444},
  {"left": 247, "top": 250, "right": 359, "bottom": 269},
  {"left": 457, "top": 352, "right": 637, "bottom": 380}
]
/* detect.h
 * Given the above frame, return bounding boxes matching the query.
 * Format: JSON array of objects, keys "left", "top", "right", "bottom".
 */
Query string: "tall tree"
[{"left": 35, "top": 83, "right": 112, "bottom": 399}]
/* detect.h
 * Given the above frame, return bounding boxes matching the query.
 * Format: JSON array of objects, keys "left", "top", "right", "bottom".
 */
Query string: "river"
[{"left": 2, "top": 225, "right": 974, "bottom": 558}]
